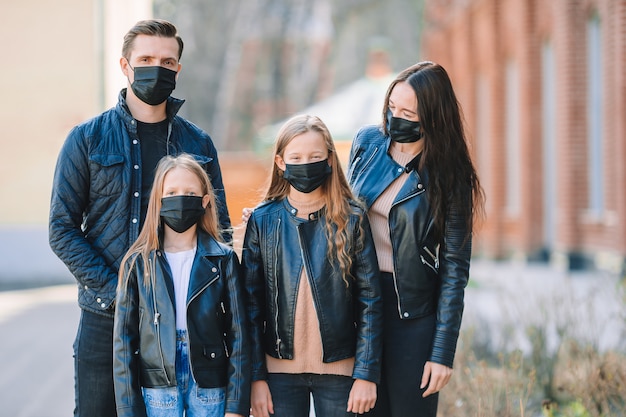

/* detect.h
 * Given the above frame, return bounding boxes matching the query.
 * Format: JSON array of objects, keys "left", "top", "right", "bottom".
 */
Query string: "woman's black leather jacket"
[
  {"left": 113, "top": 230, "right": 250, "bottom": 417},
  {"left": 241, "top": 198, "right": 383, "bottom": 383},
  {"left": 347, "top": 125, "right": 472, "bottom": 368}
]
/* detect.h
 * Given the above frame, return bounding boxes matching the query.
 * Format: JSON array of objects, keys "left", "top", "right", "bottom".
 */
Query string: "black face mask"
[
  {"left": 129, "top": 64, "right": 177, "bottom": 105},
  {"left": 386, "top": 110, "right": 423, "bottom": 143},
  {"left": 160, "top": 195, "right": 205, "bottom": 233},
  {"left": 282, "top": 159, "right": 332, "bottom": 193}
]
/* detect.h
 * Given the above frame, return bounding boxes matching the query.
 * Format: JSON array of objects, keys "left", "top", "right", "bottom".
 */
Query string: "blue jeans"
[
  {"left": 366, "top": 272, "right": 439, "bottom": 417},
  {"left": 143, "top": 330, "right": 226, "bottom": 417},
  {"left": 267, "top": 373, "right": 355, "bottom": 417},
  {"left": 73, "top": 309, "right": 117, "bottom": 417}
]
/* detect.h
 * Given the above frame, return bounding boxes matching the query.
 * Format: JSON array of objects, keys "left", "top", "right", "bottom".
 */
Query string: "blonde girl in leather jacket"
[{"left": 114, "top": 154, "right": 250, "bottom": 417}]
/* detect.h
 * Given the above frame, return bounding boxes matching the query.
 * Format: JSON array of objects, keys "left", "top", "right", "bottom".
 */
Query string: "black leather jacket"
[
  {"left": 49, "top": 90, "right": 231, "bottom": 317},
  {"left": 347, "top": 125, "right": 472, "bottom": 368},
  {"left": 241, "top": 198, "right": 383, "bottom": 383},
  {"left": 113, "top": 230, "right": 250, "bottom": 417}
]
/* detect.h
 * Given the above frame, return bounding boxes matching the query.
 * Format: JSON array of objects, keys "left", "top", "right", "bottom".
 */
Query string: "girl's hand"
[
  {"left": 225, "top": 414, "right": 244, "bottom": 417},
  {"left": 241, "top": 207, "right": 254, "bottom": 223},
  {"left": 251, "top": 380, "right": 274, "bottom": 417},
  {"left": 347, "top": 378, "right": 377, "bottom": 414},
  {"left": 421, "top": 361, "right": 453, "bottom": 397}
]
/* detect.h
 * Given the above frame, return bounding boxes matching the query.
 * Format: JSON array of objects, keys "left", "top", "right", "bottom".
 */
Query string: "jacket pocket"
[
  {"left": 88, "top": 153, "right": 125, "bottom": 197},
  {"left": 89, "top": 153, "right": 124, "bottom": 167},
  {"left": 201, "top": 344, "right": 227, "bottom": 367},
  {"left": 420, "top": 244, "right": 440, "bottom": 275}
]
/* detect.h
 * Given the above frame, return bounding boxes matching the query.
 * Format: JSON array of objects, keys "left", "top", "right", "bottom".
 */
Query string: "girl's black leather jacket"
[
  {"left": 113, "top": 230, "right": 250, "bottom": 417},
  {"left": 347, "top": 125, "right": 472, "bottom": 369},
  {"left": 241, "top": 198, "right": 383, "bottom": 384}
]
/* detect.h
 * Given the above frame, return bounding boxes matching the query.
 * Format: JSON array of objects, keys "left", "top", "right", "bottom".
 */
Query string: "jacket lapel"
[{"left": 186, "top": 231, "right": 225, "bottom": 303}]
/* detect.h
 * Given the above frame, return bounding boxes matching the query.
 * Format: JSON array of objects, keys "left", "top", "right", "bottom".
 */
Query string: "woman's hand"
[
  {"left": 347, "top": 378, "right": 377, "bottom": 414},
  {"left": 421, "top": 361, "right": 453, "bottom": 397},
  {"left": 250, "top": 380, "right": 274, "bottom": 417}
]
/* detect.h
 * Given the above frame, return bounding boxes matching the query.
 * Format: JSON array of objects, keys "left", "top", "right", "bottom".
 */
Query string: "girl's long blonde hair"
[
  {"left": 264, "top": 114, "right": 361, "bottom": 285},
  {"left": 118, "top": 153, "right": 221, "bottom": 287}
]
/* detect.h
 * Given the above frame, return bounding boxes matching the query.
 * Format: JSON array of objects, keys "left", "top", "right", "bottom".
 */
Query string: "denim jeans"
[
  {"left": 73, "top": 309, "right": 117, "bottom": 417},
  {"left": 366, "top": 272, "right": 439, "bottom": 417},
  {"left": 143, "top": 330, "right": 225, "bottom": 417},
  {"left": 267, "top": 373, "right": 355, "bottom": 417}
]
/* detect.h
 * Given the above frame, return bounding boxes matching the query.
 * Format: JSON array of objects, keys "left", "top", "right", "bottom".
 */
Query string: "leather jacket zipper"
[
  {"left": 273, "top": 218, "right": 282, "bottom": 358},
  {"left": 349, "top": 146, "right": 379, "bottom": 184},
  {"left": 220, "top": 302, "right": 230, "bottom": 358},
  {"left": 149, "top": 254, "right": 171, "bottom": 385},
  {"left": 421, "top": 245, "right": 440, "bottom": 273}
]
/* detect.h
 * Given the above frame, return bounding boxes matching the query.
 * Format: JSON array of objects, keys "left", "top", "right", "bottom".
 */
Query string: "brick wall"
[{"left": 421, "top": 0, "right": 626, "bottom": 272}]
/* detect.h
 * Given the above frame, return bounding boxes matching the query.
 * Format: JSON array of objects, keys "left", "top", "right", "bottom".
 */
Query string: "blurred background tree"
[{"left": 154, "top": 0, "right": 424, "bottom": 150}]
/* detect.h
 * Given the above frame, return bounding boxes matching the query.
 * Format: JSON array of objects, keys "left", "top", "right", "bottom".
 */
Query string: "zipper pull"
[{"left": 154, "top": 312, "right": 161, "bottom": 325}]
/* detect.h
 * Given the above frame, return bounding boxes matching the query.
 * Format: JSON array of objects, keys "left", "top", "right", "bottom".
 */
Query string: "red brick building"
[{"left": 421, "top": 0, "right": 625, "bottom": 273}]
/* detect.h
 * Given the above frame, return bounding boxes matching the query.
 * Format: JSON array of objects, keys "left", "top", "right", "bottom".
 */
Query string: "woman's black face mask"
[{"left": 386, "top": 109, "right": 423, "bottom": 143}]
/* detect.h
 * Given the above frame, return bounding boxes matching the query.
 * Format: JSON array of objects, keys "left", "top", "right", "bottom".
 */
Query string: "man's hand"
[
  {"left": 242, "top": 207, "right": 253, "bottom": 223},
  {"left": 347, "top": 378, "right": 377, "bottom": 414},
  {"left": 421, "top": 361, "right": 452, "bottom": 397}
]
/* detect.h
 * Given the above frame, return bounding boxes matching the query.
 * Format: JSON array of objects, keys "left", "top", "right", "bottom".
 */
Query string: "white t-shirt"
[{"left": 165, "top": 247, "right": 196, "bottom": 331}]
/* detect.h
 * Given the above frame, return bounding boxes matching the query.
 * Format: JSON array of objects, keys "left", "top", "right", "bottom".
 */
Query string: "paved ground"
[
  {"left": 0, "top": 285, "right": 78, "bottom": 417},
  {"left": 0, "top": 255, "right": 623, "bottom": 416}
]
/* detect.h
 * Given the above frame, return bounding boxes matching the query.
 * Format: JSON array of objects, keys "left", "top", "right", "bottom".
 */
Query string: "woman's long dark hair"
[{"left": 382, "top": 61, "right": 485, "bottom": 243}]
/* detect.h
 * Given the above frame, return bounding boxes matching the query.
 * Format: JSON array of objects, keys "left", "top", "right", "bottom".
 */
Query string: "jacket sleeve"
[
  {"left": 240, "top": 214, "right": 269, "bottom": 381},
  {"left": 347, "top": 127, "right": 366, "bottom": 184},
  {"left": 48, "top": 126, "right": 118, "bottom": 305},
  {"left": 351, "top": 210, "right": 383, "bottom": 384},
  {"left": 222, "top": 251, "right": 252, "bottom": 415},
  {"left": 113, "top": 258, "right": 147, "bottom": 417},
  {"left": 430, "top": 192, "right": 472, "bottom": 368}
]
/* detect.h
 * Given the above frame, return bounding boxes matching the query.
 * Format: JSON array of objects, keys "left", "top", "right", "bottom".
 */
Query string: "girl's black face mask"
[
  {"left": 129, "top": 64, "right": 177, "bottom": 106},
  {"left": 386, "top": 110, "right": 423, "bottom": 143},
  {"left": 160, "top": 195, "right": 205, "bottom": 233},
  {"left": 282, "top": 159, "right": 332, "bottom": 193}
]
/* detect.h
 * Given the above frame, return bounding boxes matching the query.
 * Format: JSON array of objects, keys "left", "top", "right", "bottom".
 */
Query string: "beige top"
[
  {"left": 266, "top": 196, "right": 354, "bottom": 377},
  {"left": 367, "top": 143, "right": 418, "bottom": 272}
]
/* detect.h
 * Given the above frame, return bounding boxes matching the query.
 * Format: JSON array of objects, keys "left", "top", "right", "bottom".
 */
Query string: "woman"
[
  {"left": 242, "top": 114, "right": 382, "bottom": 417},
  {"left": 347, "top": 61, "right": 484, "bottom": 416}
]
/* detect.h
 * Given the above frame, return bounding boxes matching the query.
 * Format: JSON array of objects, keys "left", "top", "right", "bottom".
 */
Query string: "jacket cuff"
[
  {"left": 352, "top": 366, "right": 381, "bottom": 385},
  {"left": 226, "top": 400, "right": 251, "bottom": 416},
  {"left": 429, "top": 329, "right": 459, "bottom": 368}
]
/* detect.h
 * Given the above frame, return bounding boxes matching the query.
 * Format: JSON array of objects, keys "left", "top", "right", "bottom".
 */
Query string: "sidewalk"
[
  {"left": 0, "top": 226, "right": 74, "bottom": 290},
  {"left": 0, "top": 284, "right": 78, "bottom": 417},
  {"left": 464, "top": 259, "right": 625, "bottom": 354}
]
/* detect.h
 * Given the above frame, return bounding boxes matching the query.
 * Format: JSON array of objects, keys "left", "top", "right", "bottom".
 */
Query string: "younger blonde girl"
[{"left": 114, "top": 154, "right": 250, "bottom": 417}]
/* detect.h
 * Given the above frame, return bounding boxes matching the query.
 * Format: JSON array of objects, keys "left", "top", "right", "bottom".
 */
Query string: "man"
[{"left": 49, "top": 19, "right": 232, "bottom": 416}]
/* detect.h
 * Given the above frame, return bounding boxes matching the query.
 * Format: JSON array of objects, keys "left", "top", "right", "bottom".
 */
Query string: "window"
[
  {"left": 475, "top": 74, "right": 491, "bottom": 210},
  {"left": 505, "top": 60, "right": 521, "bottom": 216},
  {"left": 587, "top": 12, "right": 604, "bottom": 214},
  {"left": 542, "top": 41, "right": 557, "bottom": 246}
]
